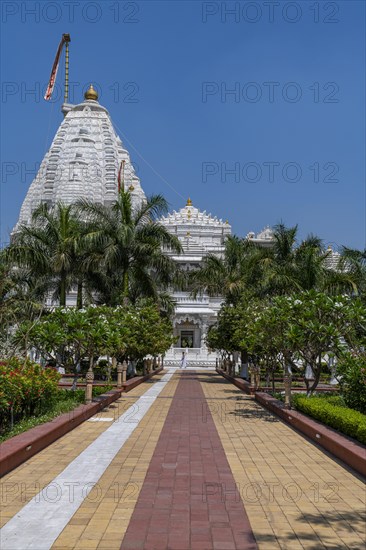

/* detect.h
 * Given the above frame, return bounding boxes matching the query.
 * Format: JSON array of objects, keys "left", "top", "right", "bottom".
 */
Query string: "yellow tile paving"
[
  {"left": 0, "top": 373, "right": 169, "bottom": 531},
  {"left": 52, "top": 373, "right": 178, "bottom": 549},
  {"left": 200, "top": 371, "right": 366, "bottom": 550},
  {"left": 3, "top": 370, "right": 365, "bottom": 550}
]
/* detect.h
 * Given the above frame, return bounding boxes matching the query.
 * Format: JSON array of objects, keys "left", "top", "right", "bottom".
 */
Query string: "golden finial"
[
  {"left": 186, "top": 197, "right": 192, "bottom": 206},
  {"left": 84, "top": 84, "right": 98, "bottom": 101},
  {"left": 129, "top": 184, "right": 135, "bottom": 192},
  {"left": 225, "top": 220, "right": 229, "bottom": 225},
  {"left": 186, "top": 231, "right": 190, "bottom": 237}
]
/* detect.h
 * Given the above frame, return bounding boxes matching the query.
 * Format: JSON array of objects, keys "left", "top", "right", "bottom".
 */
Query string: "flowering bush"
[{"left": 0, "top": 358, "right": 60, "bottom": 432}]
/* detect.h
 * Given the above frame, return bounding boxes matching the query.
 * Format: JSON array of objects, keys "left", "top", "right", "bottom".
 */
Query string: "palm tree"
[
  {"left": 192, "top": 223, "right": 344, "bottom": 303},
  {"left": 191, "top": 225, "right": 306, "bottom": 303},
  {"left": 257, "top": 224, "right": 340, "bottom": 296},
  {"left": 190, "top": 235, "right": 263, "bottom": 305},
  {"left": 255, "top": 223, "right": 300, "bottom": 296},
  {"left": 339, "top": 246, "right": 366, "bottom": 299},
  {"left": 7, "top": 202, "right": 83, "bottom": 306},
  {"left": 0, "top": 250, "right": 43, "bottom": 357},
  {"left": 293, "top": 234, "right": 326, "bottom": 290},
  {"left": 77, "top": 189, "right": 183, "bottom": 306}
]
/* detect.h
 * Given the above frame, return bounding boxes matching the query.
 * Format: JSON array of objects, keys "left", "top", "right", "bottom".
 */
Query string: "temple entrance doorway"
[{"left": 174, "top": 319, "right": 201, "bottom": 349}]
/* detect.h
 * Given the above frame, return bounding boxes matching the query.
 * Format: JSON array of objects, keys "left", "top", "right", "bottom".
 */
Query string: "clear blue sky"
[{"left": 1, "top": 0, "right": 365, "bottom": 249}]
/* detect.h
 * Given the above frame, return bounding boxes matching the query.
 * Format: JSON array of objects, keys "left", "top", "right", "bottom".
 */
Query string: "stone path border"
[{"left": 121, "top": 370, "right": 258, "bottom": 550}]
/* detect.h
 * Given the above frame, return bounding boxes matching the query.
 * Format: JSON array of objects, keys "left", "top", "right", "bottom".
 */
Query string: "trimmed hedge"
[{"left": 292, "top": 395, "right": 366, "bottom": 445}]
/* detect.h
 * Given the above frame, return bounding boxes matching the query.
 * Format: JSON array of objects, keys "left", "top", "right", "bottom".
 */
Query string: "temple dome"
[
  {"left": 324, "top": 247, "right": 341, "bottom": 270},
  {"left": 84, "top": 84, "right": 98, "bottom": 101},
  {"left": 246, "top": 226, "right": 274, "bottom": 247},
  {"left": 14, "top": 94, "right": 145, "bottom": 231},
  {"left": 160, "top": 198, "right": 231, "bottom": 256}
]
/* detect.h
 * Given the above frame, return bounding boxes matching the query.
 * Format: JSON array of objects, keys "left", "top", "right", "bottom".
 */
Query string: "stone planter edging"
[
  {"left": 217, "top": 369, "right": 338, "bottom": 394},
  {"left": 0, "top": 367, "right": 164, "bottom": 478},
  {"left": 58, "top": 367, "right": 163, "bottom": 389},
  {"left": 218, "top": 369, "right": 253, "bottom": 394},
  {"left": 217, "top": 369, "right": 366, "bottom": 478}
]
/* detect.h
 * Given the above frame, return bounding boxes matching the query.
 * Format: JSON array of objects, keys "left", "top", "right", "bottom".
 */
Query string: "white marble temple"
[
  {"left": 14, "top": 86, "right": 145, "bottom": 232},
  {"left": 160, "top": 199, "right": 231, "bottom": 366},
  {"left": 13, "top": 88, "right": 277, "bottom": 366}
]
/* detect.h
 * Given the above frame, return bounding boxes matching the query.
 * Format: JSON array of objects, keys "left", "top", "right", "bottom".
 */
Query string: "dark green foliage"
[
  {"left": 292, "top": 394, "right": 366, "bottom": 445},
  {"left": 337, "top": 354, "right": 366, "bottom": 414}
]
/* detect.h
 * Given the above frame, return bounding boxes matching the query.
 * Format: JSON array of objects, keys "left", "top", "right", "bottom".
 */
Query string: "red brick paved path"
[{"left": 121, "top": 371, "right": 257, "bottom": 550}]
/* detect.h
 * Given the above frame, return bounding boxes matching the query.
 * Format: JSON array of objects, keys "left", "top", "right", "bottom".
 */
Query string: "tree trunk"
[
  {"left": 265, "top": 362, "right": 270, "bottom": 387},
  {"left": 60, "top": 273, "right": 66, "bottom": 307},
  {"left": 123, "top": 270, "right": 129, "bottom": 300},
  {"left": 76, "top": 281, "right": 83, "bottom": 309},
  {"left": 305, "top": 377, "right": 310, "bottom": 396},
  {"left": 308, "top": 360, "right": 322, "bottom": 396},
  {"left": 23, "top": 335, "right": 28, "bottom": 367},
  {"left": 241, "top": 350, "right": 248, "bottom": 364}
]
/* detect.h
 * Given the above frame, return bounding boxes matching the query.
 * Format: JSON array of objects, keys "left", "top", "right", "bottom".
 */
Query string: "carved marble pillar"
[
  {"left": 147, "top": 358, "right": 152, "bottom": 373},
  {"left": 122, "top": 361, "right": 128, "bottom": 384},
  {"left": 254, "top": 365, "right": 261, "bottom": 390},
  {"left": 284, "top": 371, "right": 292, "bottom": 409},
  {"left": 117, "top": 362, "right": 123, "bottom": 388},
  {"left": 249, "top": 363, "right": 255, "bottom": 388},
  {"left": 85, "top": 369, "right": 94, "bottom": 404}
]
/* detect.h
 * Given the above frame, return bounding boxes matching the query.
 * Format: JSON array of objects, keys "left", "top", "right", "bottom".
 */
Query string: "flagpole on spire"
[
  {"left": 63, "top": 34, "right": 71, "bottom": 103},
  {"left": 44, "top": 33, "right": 71, "bottom": 103}
]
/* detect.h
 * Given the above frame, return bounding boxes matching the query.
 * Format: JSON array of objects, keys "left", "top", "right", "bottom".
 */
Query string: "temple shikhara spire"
[
  {"left": 13, "top": 34, "right": 275, "bottom": 366},
  {"left": 14, "top": 36, "right": 145, "bottom": 232}
]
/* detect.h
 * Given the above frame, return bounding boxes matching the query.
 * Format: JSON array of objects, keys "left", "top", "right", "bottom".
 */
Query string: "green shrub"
[
  {"left": 313, "top": 393, "right": 345, "bottom": 407},
  {"left": 68, "top": 385, "right": 113, "bottom": 403},
  {"left": 93, "top": 385, "right": 113, "bottom": 396},
  {"left": 293, "top": 395, "right": 366, "bottom": 445},
  {"left": 337, "top": 354, "right": 366, "bottom": 414}
]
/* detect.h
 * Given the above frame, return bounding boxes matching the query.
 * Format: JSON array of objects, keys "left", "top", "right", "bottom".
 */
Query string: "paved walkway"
[
  {"left": 1, "top": 370, "right": 365, "bottom": 550},
  {"left": 121, "top": 371, "right": 256, "bottom": 550}
]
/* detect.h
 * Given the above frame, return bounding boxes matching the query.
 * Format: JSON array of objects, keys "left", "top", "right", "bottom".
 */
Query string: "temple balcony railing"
[
  {"left": 172, "top": 292, "right": 210, "bottom": 305},
  {"left": 164, "top": 346, "right": 217, "bottom": 365}
]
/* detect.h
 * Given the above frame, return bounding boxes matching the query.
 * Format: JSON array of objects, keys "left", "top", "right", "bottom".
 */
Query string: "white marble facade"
[
  {"left": 14, "top": 89, "right": 278, "bottom": 366},
  {"left": 160, "top": 200, "right": 231, "bottom": 366},
  {"left": 14, "top": 88, "right": 145, "bottom": 232}
]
